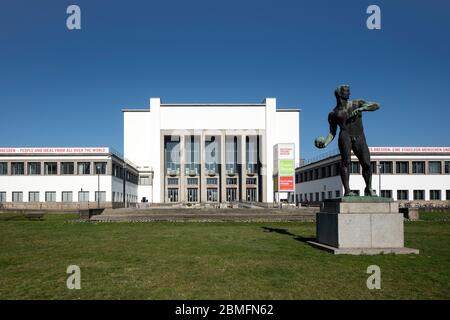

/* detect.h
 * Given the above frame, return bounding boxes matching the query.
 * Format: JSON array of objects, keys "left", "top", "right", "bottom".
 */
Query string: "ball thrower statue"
[{"left": 315, "top": 85, "right": 380, "bottom": 197}]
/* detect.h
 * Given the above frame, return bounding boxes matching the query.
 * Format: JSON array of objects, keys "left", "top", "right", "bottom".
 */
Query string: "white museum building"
[
  {"left": 295, "top": 147, "right": 450, "bottom": 204},
  {"left": 123, "top": 97, "right": 301, "bottom": 204},
  {"left": 0, "top": 147, "right": 139, "bottom": 209}
]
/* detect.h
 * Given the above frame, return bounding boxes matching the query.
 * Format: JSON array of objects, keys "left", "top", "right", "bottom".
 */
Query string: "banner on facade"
[{"left": 273, "top": 143, "right": 295, "bottom": 192}]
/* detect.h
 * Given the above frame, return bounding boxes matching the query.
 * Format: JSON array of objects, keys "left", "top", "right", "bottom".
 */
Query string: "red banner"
[{"left": 279, "top": 176, "right": 294, "bottom": 191}]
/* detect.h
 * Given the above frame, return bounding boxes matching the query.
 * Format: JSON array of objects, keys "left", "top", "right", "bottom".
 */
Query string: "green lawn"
[{"left": 0, "top": 212, "right": 449, "bottom": 299}]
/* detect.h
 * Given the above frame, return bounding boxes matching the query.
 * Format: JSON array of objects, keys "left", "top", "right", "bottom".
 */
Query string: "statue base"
[{"left": 307, "top": 197, "right": 419, "bottom": 255}]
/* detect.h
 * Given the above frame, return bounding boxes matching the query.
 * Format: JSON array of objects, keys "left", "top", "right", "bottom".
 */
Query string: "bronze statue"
[{"left": 315, "top": 85, "right": 380, "bottom": 196}]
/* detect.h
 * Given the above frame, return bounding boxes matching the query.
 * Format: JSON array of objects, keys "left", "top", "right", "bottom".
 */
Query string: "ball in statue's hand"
[{"left": 315, "top": 136, "right": 326, "bottom": 148}]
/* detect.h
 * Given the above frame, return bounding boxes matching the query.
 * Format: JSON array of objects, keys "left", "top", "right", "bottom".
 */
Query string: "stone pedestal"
[{"left": 308, "top": 197, "right": 419, "bottom": 255}]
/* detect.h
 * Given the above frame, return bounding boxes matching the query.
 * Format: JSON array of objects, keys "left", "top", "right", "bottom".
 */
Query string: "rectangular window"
[
  {"left": 334, "top": 163, "right": 341, "bottom": 176},
  {"left": 226, "top": 178, "right": 237, "bottom": 185},
  {"left": 94, "top": 162, "right": 107, "bottom": 174},
  {"left": 27, "top": 162, "right": 41, "bottom": 175},
  {"left": 413, "top": 190, "right": 425, "bottom": 200},
  {"left": 60, "top": 162, "right": 74, "bottom": 175},
  {"left": 397, "top": 190, "right": 409, "bottom": 200},
  {"left": 185, "top": 135, "right": 200, "bottom": 176},
  {"left": 11, "top": 162, "right": 24, "bottom": 175},
  {"left": 78, "top": 191, "right": 89, "bottom": 202},
  {"left": 139, "top": 176, "right": 150, "bottom": 185},
  {"left": 350, "top": 162, "right": 360, "bottom": 174},
  {"left": 187, "top": 188, "right": 198, "bottom": 202},
  {"left": 446, "top": 190, "right": 450, "bottom": 200},
  {"left": 62, "top": 191, "right": 73, "bottom": 202},
  {"left": 430, "top": 190, "right": 441, "bottom": 200},
  {"left": 167, "top": 178, "right": 178, "bottom": 185},
  {"left": 335, "top": 190, "right": 340, "bottom": 198},
  {"left": 225, "top": 136, "right": 238, "bottom": 175},
  {"left": 0, "top": 162, "right": 7, "bottom": 175},
  {"left": 309, "top": 193, "right": 313, "bottom": 201},
  {"left": 12, "top": 192, "right": 23, "bottom": 202},
  {"left": 412, "top": 161, "right": 425, "bottom": 174},
  {"left": 371, "top": 161, "right": 377, "bottom": 174},
  {"left": 445, "top": 161, "right": 450, "bottom": 174},
  {"left": 165, "top": 136, "right": 181, "bottom": 176},
  {"left": 313, "top": 169, "right": 319, "bottom": 180},
  {"left": 95, "top": 191, "right": 106, "bottom": 202},
  {"left": 206, "top": 178, "right": 217, "bottom": 185},
  {"left": 246, "top": 178, "right": 257, "bottom": 185},
  {"left": 28, "top": 192, "right": 40, "bottom": 202},
  {"left": 315, "top": 192, "right": 319, "bottom": 202},
  {"left": 187, "top": 178, "right": 198, "bottom": 185},
  {"left": 321, "top": 192, "right": 325, "bottom": 200},
  {"left": 78, "top": 162, "right": 91, "bottom": 175},
  {"left": 379, "top": 161, "right": 393, "bottom": 174},
  {"left": 396, "top": 161, "right": 409, "bottom": 174},
  {"left": 0, "top": 192, "right": 6, "bottom": 202},
  {"left": 44, "top": 162, "right": 57, "bottom": 175},
  {"left": 205, "top": 136, "right": 219, "bottom": 175},
  {"left": 328, "top": 191, "right": 332, "bottom": 199},
  {"left": 207, "top": 188, "right": 218, "bottom": 202},
  {"left": 45, "top": 191, "right": 56, "bottom": 202},
  {"left": 381, "top": 190, "right": 392, "bottom": 198},
  {"left": 428, "top": 161, "right": 442, "bottom": 174},
  {"left": 168, "top": 188, "right": 179, "bottom": 202}
]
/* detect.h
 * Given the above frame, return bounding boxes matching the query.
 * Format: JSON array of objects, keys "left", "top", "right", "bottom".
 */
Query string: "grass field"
[{"left": 0, "top": 212, "right": 449, "bottom": 300}]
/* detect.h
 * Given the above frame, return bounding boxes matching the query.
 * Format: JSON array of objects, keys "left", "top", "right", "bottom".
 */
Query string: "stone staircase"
[{"left": 91, "top": 207, "right": 318, "bottom": 222}]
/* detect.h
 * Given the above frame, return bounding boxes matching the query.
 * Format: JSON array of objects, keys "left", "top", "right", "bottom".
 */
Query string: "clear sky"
[{"left": 1, "top": 0, "right": 449, "bottom": 161}]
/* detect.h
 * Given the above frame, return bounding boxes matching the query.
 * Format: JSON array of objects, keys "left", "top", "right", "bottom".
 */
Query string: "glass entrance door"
[
  {"left": 226, "top": 188, "right": 237, "bottom": 202},
  {"left": 246, "top": 188, "right": 257, "bottom": 202},
  {"left": 187, "top": 188, "right": 198, "bottom": 202},
  {"left": 168, "top": 188, "right": 179, "bottom": 202}
]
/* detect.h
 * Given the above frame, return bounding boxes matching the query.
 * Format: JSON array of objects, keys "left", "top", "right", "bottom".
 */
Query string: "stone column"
[
  {"left": 220, "top": 132, "right": 226, "bottom": 203},
  {"left": 200, "top": 132, "right": 207, "bottom": 203},
  {"left": 180, "top": 135, "right": 186, "bottom": 203},
  {"left": 240, "top": 134, "right": 247, "bottom": 202},
  {"left": 260, "top": 134, "right": 267, "bottom": 203}
]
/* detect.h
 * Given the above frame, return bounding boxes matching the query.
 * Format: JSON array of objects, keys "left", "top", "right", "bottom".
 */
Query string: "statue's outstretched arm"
[
  {"left": 360, "top": 101, "right": 380, "bottom": 111},
  {"left": 350, "top": 100, "right": 380, "bottom": 117}
]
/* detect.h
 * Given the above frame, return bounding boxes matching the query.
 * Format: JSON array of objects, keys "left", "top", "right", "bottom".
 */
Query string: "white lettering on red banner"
[
  {"left": 0, "top": 147, "right": 110, "bottom": 154},
  {"left": 369, "top": 147, "right": 450, "bottom": 153}
]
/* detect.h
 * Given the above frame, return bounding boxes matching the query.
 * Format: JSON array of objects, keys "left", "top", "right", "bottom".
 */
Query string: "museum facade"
[{"left": 123, "top": 98, "right": 301, "bottom": 204}]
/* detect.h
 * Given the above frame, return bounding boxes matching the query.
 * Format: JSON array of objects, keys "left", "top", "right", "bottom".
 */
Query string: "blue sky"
[{"left": 1, "top": 0, "right": 449, "bottom": 161}]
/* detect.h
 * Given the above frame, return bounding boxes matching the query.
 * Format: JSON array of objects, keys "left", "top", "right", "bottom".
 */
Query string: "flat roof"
[{"left": 121, "top": 106, "right": 301, "bottom": 112}]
